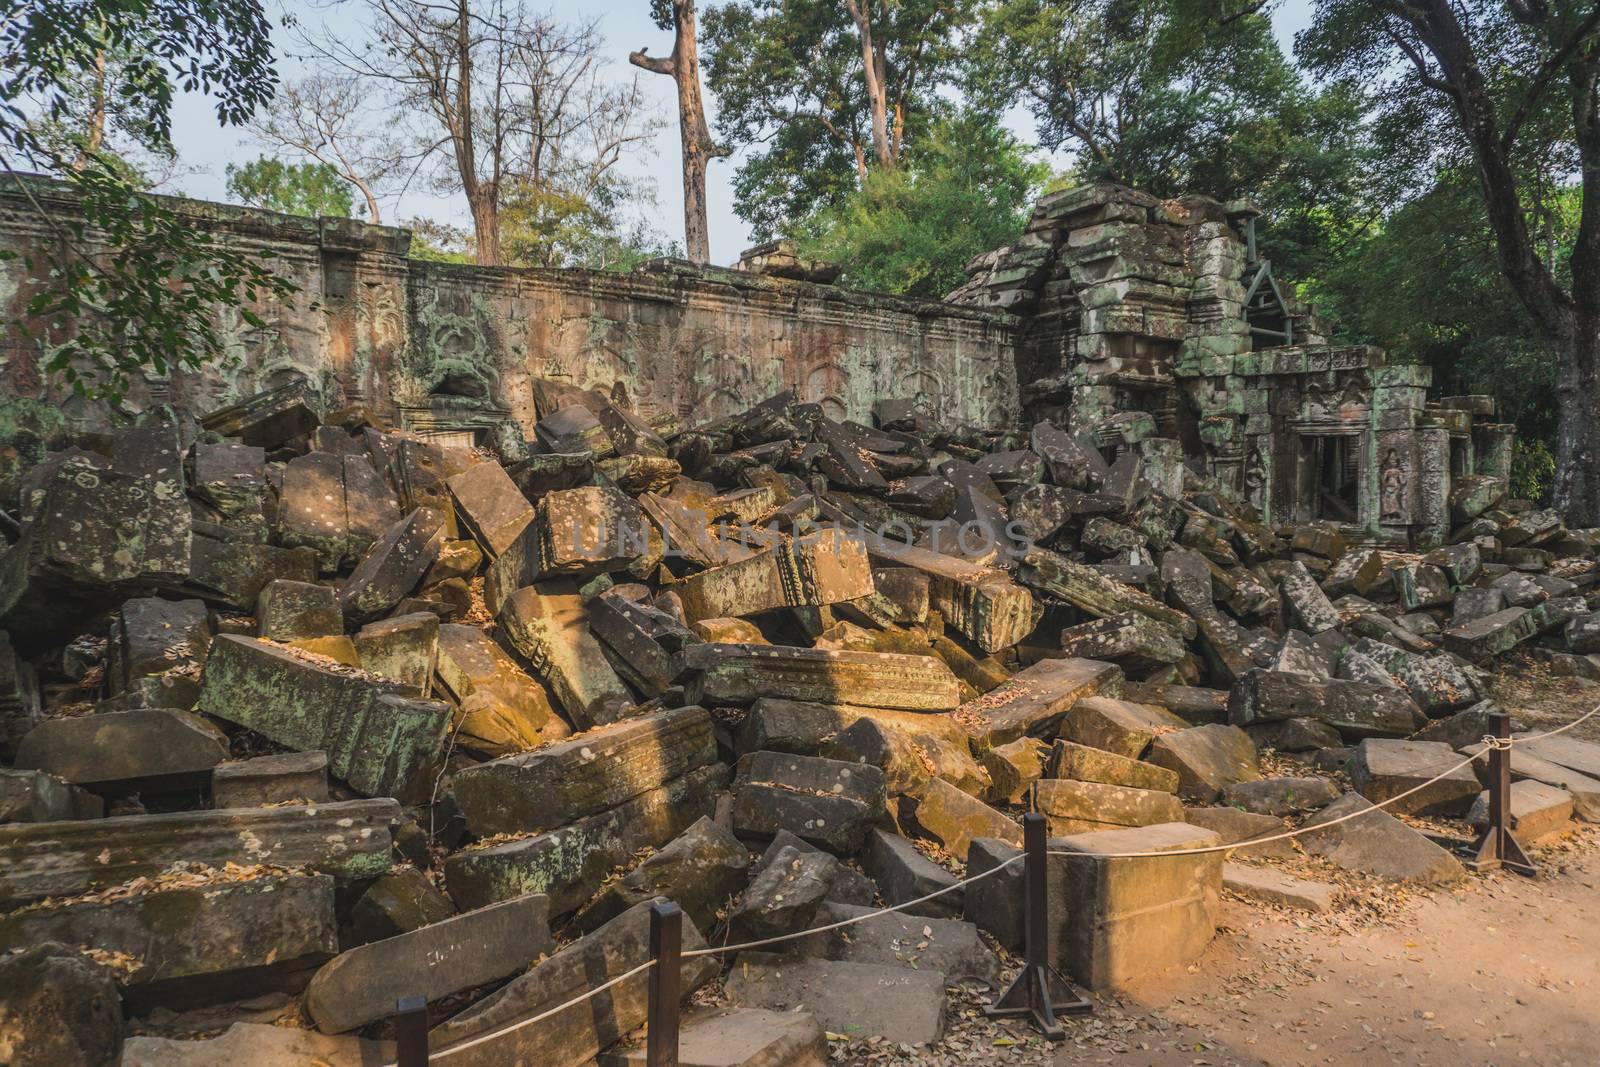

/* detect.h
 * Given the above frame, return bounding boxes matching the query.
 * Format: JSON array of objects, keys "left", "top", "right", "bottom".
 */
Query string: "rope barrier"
[{"left": 385, "top": 700, "right": 1600, "bottom": 1063}]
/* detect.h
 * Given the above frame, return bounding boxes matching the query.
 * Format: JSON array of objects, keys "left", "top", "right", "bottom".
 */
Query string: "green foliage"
[
  {"left": 964, "top": 0, "right": 1391, "bottom": 287},
  {"left": 1511, "top": 438, "right": 1556, "bottom": 504},
  {"left": 225, "top": 156, "right": 354, "bottom": 218},
  {"left": 1, "top": 0, "right": 293, "bottom": 404},
  {"left": 702, "top": 0, "right": 973, "bottom": 238},
  {"left": 1311, "top": 170, "right": 1566, "bottom": 450},
  {"left": 796, "top": 113, "right": 1050, "bottom": 298},
  {"left": 500, "top": 173, "right": 678, "bottom": 271}
]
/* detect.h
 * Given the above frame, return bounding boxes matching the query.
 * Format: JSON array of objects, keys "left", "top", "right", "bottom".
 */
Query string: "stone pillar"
[{"left": 1475, "top": 423, "right": 1517, "bottom": 489}]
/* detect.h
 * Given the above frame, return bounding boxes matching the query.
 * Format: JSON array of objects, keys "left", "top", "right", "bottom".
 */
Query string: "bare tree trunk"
[
  {"left": 631, "top": 0, "right": 722, "bottom": 264},
  {"left": 844, "top": 0, "right": 892, "bottom": 168},
  {"left": 72, "top": 47, "right": 107, "bottom": 169},
  {"left": 1397, "top": 0, "right": 1600, "bottom": 522}
]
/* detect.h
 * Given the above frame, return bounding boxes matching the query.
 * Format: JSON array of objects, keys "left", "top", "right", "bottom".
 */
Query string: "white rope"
[
  {"left": 381, "top": 960, "right": 653, "bottom": 1066},
  {"left": 681, "top": 853, "right": 1025, "bottom": 959},
  {"left": 382, "top": 701, "right": 1600, "bottom": 1061}
]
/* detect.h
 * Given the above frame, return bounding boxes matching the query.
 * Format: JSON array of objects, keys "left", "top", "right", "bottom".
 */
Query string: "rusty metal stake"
[
  {"left": 984, "top": 812, "right": 1091, "bottom": 1039},
  {"left": 394, "top": 994, "right": 429, "bottom": 1067},
  {"left": 1468, "top": 711, "right": 1537, "bottom": 877},
  {"left": 647, "top": 901, "right": 682, "bottom": 1067}
]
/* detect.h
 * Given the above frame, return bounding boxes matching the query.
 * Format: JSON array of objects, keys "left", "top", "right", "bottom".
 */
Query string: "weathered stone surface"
[
  {"left": 962, "top": 836, "right": 1024, "bottom": 950},
  {"left": 256, "top": 581, "right": 341, "bottom": 644},
  {"left": 445, "top": 762, "right": 727, "bottom": 915},
  {"left": 675, "top": 531, "right": 873, "bottom": 622},
  {"left": 428, "top": 901, "right": 718, "bottom": 1067},
  {"left": 186, "top": 534, "right": 319, "bottom": 609},
  {"left": 278, "top": 452, "right": 385, "bottom": 570},
  {"left": 1021, "top": 547, "right": 1196, "bottom": 638},
  {"left": 1052, "top": 739, "right": 1179, "bottom": 792},
  {"left": 1145, "top": 723, "right": 1260, "bottom": 802},
  {"left": 307, "top": 892, "right": 552, "bottom": 1033},
  {"left": 0, "top": 798, "right": 396, "bottom": 907},
  {"left": 199, "top": 380, "right": 320, "bottom": 448},
  {"left": 0, "top": 941, "right": 124, "bottom": 1067},
  {"left": 821, "top": 713, "right": 990, "bottom": 797},
  {"left": 122, "top": 1023, "right": 390, "bottom": 1067},
  {"left": 498, "top": 580, "right": 633, "bottom": 729},
  {"left": 1034, "top": 777, "right": 1184, "bottom": 835},
  {"left": 454, "top": 706, "right": 717, "bottom": 836},
  {"left": 1243, "top": 716, "right": 1342, "bottom": 752},
  {"left": 1060, "top": 695, "right": 1187, "bottom": 758},
  {"left": 1121, "top": 681, "right": 1228, "bottom": 723},
  {"left": 726, "top": 844, "right": 837, "bottom": 942},
  {"left": 980, "top": 736, "right": 1051, "bottom": 804},
  {"left": 200, "top": 635, "right": 450, "bottom": 802},
  {"left": 346, "top": 866, "right": 456, "bottom": 945},
  {"left": 1466, "top": 780, "right": 1574, "bottom": 841},
  {"left": 962, "top": 657, "right": 1122, "bottom": 745},
  {"left": 1353, "top": 639, "right": 1481, "bottom": 716},
  {"left": 1298, "top": 793, "right": 1465, "bottom": 883},
  {"left": 0, "top": 769, "right": 102, "bottom": 823},
  {"left": 15, "top": 709, "right": 228, "bottom": 793},
  {"left": 1056, "top": 611, "right": 1186, "bottom": 670},
  {"left": 1222, "top": 862, "right": 1333, "bottom": 913},
  {"left": 863, "top": 827, "right": 962, "bottom": 918},
  {"left": 111, "top": 597, "right": 211, "bottom": 693},
  {"left": 1220, "top": 776, "right": 1339, "bottom": 816},
  {"left": 726, "top": 952, "right": 947, "bottom": 1046},
  {"left": 352, "top": 611, "right": 439, "bottom": 693},
  {"left": 0, "top": 871, "right": 337, "bottom": 1010},
  {"left": 589, "top": 587, "right": 699, "bottom": 698},
  {"left": 1515, "top": 734, "right": 1600, "bottom": 779},
  {"left": 435, "top": 623, "right": 555, "bottom": 755},
  {"left": 1048, "top": 823, "right": 1222, "bottom": 990},
  {"left": 1182, "top": 806, "right": 1294, "bottom": 858},
  {"left": 0, "top": 631, "right": 42, "bottom": 752},
  {"left": 905, "top": 778, "right": 1021, "bottom": 860},
  {"left": 686, "top": 643, "right": 960, "bottom": 711},
  {"left": 1350, "top": 739, "right": 1481, "bottom": 816},
  {"left": 573, "top": 816, "right": 748, "bottom": 935},
  {"left": 1277, "top": 561, "right": 1340, "bottom": 632},
  {"left": 211, "top": 751, "right": 329, "bottom": 808},
  {"left": 339, "top": 508, "right": 446, "bottom": 622},
  {"left": 447, "top": 460, "right": 533, "bottom": 559},
  {"left": 1228, "top": 669, "right": 1422, "bottom": 739},
  {"left": 861, "top": 533, "right": 1035, "bottom": 653},
  {"left": 733, "top": 751, "right": 887, "bottom": 853},
  {"left": 1441, "top": 606, "right": 1541, "bottom": 661},
  {"left": 507, "top": 485, "right": 651, "bottom": 585},
  {"left": 596, "top": 1006, "right": 827, "bottom": 1067},
  {"left": 795, "top": 901, "right": 1000, "bottom": 985}
]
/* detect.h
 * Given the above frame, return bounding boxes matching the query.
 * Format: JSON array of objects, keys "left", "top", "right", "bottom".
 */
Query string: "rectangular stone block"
[
  {"left": 453, "top": 706, "right": 717, "bottom": 836},
  {"left": 1048, "top": 822, "right": 1223, "bottom": 990},
  {"left": 0, "top": 799, "right": 398, "bottom": 907},
  {"left": 497, "top": 581, "right": 633, "bottom": 728},
  {"left": 199, "top": 635, "right": 451, "bottom": 803},
  {"left": 1033, "top": 777, "right": 1184, "bottom": 835},
  {"left": 685, "top": 643, "right": 960, "bottom": 711},
  {"left": 447, "top": 460, "right": 534, "bottom": 559},
  {"left": 673, "top": 530, "right": 873, "bottom": 622},
  {"left": 961, "top": 657, "right": 1122, "bottom": 746}
]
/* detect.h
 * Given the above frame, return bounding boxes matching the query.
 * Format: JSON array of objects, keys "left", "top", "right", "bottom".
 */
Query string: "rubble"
[{"left": 0, "top": 322, "right": 1594, "bottom": 1060}]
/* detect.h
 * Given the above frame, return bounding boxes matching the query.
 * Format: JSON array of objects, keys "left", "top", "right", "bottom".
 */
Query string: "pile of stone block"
[{"left": 1, "top": 377, "right": 1599, "bottom": 1065}]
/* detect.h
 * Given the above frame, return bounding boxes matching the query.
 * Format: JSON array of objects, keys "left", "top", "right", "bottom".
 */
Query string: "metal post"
[
  {"left": 647, "top": 901, "right": 682, "bottom": 1067},
  {"left": 1468, "top": 711, "right": 1536, "bottom": 877},
  {"left": 394, "top": 995, "right": 429, "bottom": 1067},
  {"left": 984, "top": 812, "right": 1091, "bottom": 1039}
]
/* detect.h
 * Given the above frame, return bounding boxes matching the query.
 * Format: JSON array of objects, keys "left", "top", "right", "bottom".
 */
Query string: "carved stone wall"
[{"left": 0, "top": 182, "right": 1018, "bottom": 448}]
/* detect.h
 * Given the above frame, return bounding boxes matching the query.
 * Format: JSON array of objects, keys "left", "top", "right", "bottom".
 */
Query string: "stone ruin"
[
  {"left": 949, "top": 182, "right": 1516, "bottom": 545},
  {"left": 0, "top": 183, "right": 1599, "bottom": 1065}
]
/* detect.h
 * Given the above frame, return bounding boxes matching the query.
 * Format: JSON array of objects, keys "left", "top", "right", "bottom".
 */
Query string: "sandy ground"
[{"left": 1065, "top": 835, "right": 1600, "bottom": 1067}]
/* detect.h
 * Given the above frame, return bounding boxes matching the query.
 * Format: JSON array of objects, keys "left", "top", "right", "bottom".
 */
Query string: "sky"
[{"left": 164, "top": 0, "right": 1318, "bottom": 266}]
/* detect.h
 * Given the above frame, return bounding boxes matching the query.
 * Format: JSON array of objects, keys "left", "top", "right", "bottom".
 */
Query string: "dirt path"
[{"left": 1047, "top": 832, "right": 1600, "bottom": 1067}]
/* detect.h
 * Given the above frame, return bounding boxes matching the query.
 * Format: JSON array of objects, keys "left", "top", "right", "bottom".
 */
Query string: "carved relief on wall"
[
  {"left": 1243, "top": 435, "right": 1270, "bottom": 516},
  {"left": 1376, "top": 430, "right": 1418, "bottom": 525}
]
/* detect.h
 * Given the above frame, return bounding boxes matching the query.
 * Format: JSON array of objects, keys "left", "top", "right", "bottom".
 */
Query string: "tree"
[
  {"left": 226, "top": 157, "right": 355, "bottom": 218},
  {"left": 700, "top": 0, "right": 973, "bottom": 238},
  {"left": 632, "top": 0, "right": 726, "bottom": 264},
  {"left": 797, "top": 111, "right": 1050, "bottom": 297},
  {"left": 1300, "top": 0, "right": 1600, "bottom": 523},
  {"left": 247, "top": 73, "right": 398, "bottom": 224},
  {"left": 1, "top": 0, "right": 296, "bottom": 403},
  {"left": 310, "top": 2, "right": 657, "bottom": 268}
]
